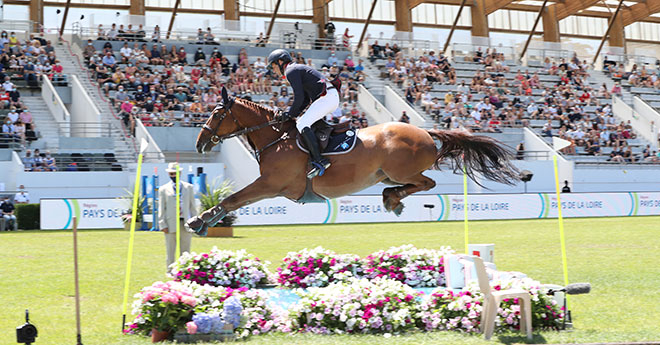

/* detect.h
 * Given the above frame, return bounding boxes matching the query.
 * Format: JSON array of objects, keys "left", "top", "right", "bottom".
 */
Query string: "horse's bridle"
[{"left": 201, "top": 98, "right": 283, "bottom": 145}]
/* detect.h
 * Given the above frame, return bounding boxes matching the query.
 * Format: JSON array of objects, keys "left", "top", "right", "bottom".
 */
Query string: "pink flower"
[
  {"left": 182, "top": 296, "right": 197, "bottom": 306},
  {"left": 161, "top": 293, "right": 179, "bottom": 304},
  {"left": 186, "top": 321, "right": 198, "bottom": 334}
]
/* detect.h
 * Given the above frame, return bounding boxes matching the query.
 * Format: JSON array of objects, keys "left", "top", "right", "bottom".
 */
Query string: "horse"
[{"left": 186, "top": 87, "right": 519, "bottom": 235}]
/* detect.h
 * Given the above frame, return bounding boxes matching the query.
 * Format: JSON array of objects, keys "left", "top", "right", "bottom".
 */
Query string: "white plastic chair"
[{"left": 473, "top": 256, "right": 532, "bottom": 341}]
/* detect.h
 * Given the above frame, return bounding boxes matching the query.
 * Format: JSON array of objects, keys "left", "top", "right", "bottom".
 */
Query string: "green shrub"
[{"left": 15, "top": 203, "right": 40, "bottom": 230}]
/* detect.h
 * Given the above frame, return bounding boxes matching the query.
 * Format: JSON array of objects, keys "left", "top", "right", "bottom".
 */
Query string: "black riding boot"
[{"left": 301, "top": 127, "right": 331, "bottom": 178}]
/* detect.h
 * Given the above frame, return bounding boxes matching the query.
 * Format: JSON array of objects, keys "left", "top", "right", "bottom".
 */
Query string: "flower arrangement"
[
  {"left": 289, "top": 277, "right": 422, "bottom": 334},
  {"left": 419, "top": 278, "right": 565, "bottom": 333},
  {"left": 185, "top": 296, "right": 243, "bottom": 335},
  {"left": 494, "top": 278, "right": 565, "bottom": 331},
  {"left": 171, "top": 247, "right": 270, "bottom": 288},
  {"left": 276, "top": 246, "right": 362, "bottom": 288},
  {"left": 188, "top": 283, "right": 285, "bottom": 338},
  {"left": 124, "top": 281, "right": 198, "bottom": 335},
  {"left": 418, "top": 288, "right": 483, "bottom": 333},
  {"left": 362, "top": 245, "right": 454, "bottom": 288}
]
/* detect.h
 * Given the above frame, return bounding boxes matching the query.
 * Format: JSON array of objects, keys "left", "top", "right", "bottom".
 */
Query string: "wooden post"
[
  {"left": 394, "top": 0, "right": 412, "bottom": 32},
  {"left": 443, "top": 0, "right": 468, "bottom": 53},
  {"left": 223, "top": 0, "right": 239, "bottom": 21},
  {"left": 73, "top": 217, "right": 83, "bottom": 345},
  {"left": 520, "top": 0, "right": 549, "bottom": 61},
  {"left": 608, "top": 13, "right": 625, "bottom": 48},
  {"left": 357, "top": 0, "right": 378, "bottom": 51},
  {"left": 593, "top": 0, "right": 625, "bottom": 65},
  {"left": 470, "top": 0, "right": 489, "bottom": 38},
  {"left": 29, "top": 0, "right": 44, "bottom": 33},
  {"left": 542, "top": 5, "right": 560, "bottom": 42},
  {"left": 166, "top": 0, "right": 181, "bottom": 39},
  {"left": 312, "top": 0, "right": 328, "bottom": 39},
  {"left": 59, "top": 0, "right": 72, "bottom": 37},
  {"left": 129, "top": 0, "right": 145, "bottom": 15},
  {"left": 265, "top": 0, "right": 283, "bottom": 42}
]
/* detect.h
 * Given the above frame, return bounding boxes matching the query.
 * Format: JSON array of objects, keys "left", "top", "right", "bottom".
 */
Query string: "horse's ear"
[{"left": 221, "top": 87, "right": 229, "bottom": 104}]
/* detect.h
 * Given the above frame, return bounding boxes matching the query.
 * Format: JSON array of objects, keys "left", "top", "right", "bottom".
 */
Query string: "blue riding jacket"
[{"left": 284, "top": 63, "right": 327, "bottom": 118}]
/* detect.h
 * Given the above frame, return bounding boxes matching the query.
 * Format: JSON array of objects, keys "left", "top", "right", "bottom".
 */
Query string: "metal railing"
[
  {"left": 0, "top": 137, "right": 24, "bottom": 150},
  {"left": 451, "top": 43, "right": 517, "bottom": 61},
  {"left": 526, "top": 48, "right": 572, "bottom": 62},
  {"left": 56, "top": 122, "right": 116, "bottom": 138},
  {"left": 67, "top": 26, "right": 348, "bottom": 51}
]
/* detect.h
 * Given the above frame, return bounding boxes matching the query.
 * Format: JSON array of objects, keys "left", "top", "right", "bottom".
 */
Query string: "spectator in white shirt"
[
  {"left": 14, "top": 185, "right": 29, "bottom": 204},
  {"left": 120, "top": 43, "right": 132, "bottom": 62}
]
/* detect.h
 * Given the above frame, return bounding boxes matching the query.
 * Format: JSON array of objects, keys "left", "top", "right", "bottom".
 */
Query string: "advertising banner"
[
  {"left": 234, "top": 192, "right": 660, "bottom": 226},
  {"left": 41, "top": 198, "right": 125, "bottom": 230}
]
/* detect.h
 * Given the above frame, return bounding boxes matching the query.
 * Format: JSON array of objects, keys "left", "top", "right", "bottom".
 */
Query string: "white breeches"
[{"left": 296, "top": 87, "right": 340, "bottom": 132}]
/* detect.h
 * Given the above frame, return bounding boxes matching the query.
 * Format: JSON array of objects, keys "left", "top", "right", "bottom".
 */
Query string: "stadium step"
[
  {"left": 53, "top": 41, "right": 138, "bottom": 169},
  {"left": 21, "top": 95, "right": 62, "bottom": 150}
]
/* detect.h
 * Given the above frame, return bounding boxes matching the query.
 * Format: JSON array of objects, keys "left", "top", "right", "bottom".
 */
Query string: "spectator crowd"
[
  {"left": 83, "top": 26, "right": 370, "bottom": 133},
  {"left": 369, "top": 44, "right": 657, "bottom": 163},
  {"left": 0, "top": 31, "right": 53, "bottom": 148}
]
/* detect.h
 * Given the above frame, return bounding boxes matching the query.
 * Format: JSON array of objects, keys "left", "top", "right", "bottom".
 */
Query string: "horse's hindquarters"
[{"left": 311, "top": 123, "right": 437, "bottom": 198}]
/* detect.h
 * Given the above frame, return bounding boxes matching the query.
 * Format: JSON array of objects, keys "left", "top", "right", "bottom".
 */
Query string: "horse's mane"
[{"left": 235, "top": 97, "right": 275, "bottom": 118}]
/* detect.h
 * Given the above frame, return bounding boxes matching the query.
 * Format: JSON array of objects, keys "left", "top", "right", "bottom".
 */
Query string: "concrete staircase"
[
  {"left": 591, "top": 69, "right": 633, "bottom": 104},
  {"left": 361, "top": 59, "right": 386, "bottom": 103},
  {"left": 21, "top": 95, "right": 61, "bottom": 150},
  {"left": 52, "top": 39, "right": 138, "bottom": 168}
]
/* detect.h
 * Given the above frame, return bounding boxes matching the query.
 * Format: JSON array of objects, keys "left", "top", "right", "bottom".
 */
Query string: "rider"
[{"left": 267, "top": 49, "right": 339, "bottom": 178}]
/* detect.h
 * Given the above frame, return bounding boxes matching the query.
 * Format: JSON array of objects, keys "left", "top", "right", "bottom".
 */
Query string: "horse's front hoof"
[
  {"left": 393, "top": 203, "right": 405, "bottom": 217},
  {"left": 186, "top": 216, "right": 208, "bottom": 236}
]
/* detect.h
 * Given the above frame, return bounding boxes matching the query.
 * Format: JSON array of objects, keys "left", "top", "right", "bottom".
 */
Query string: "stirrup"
[{"left": 307, "top": 160, "right": 331, "bottom": 179}]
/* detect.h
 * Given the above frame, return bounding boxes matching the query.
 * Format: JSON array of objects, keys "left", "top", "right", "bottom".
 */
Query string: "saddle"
[{"left": 296, "top": 120, "right": 359, "bottom": 155}]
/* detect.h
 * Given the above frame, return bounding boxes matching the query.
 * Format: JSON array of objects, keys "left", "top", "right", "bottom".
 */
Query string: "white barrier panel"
[
  {"left": 41, "top": 198, "right": 124, "bottom": 230},
  {"left": 234, "top": 192, "right": 660, "bottom": 225}
]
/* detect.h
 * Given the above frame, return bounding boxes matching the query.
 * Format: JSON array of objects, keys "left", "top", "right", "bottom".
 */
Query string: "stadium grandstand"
[
  {"left": 0, "top": 0, "right": 659, "bottom": 200},
  {"left": 3, "top": 2, "right": 660, "bottom": 345}
]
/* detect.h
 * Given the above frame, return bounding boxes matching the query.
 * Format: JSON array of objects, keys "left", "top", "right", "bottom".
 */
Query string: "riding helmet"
[{"left": 267, "top": 49, "right": 292, "bottom": 66}]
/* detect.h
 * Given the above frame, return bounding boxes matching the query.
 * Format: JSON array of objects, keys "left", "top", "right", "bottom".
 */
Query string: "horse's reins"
[{"left": 201, "top": 98, "right": 291, "bottom": 162}]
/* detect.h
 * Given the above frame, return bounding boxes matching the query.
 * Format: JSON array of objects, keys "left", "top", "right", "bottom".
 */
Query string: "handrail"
[
  {"left": 134, "top": 118, "right": 166, "bottom": 163},
  {"left": 65, "top": 26, "right": 348, "bottom": 51},
  {"left": 41, "top": 76, "right": 71, "bottom": 134},
  {"left": 357, "top": 84, "right": 396, "bottom": 124}
]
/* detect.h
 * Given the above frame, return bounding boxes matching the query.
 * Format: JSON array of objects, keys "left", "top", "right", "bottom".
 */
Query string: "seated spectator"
[
  {"left": 14, "top": 185, "right": 29, "bottom": 204},
  {"left": 1, "top": 196, "right": 17, "bottom": 231}
]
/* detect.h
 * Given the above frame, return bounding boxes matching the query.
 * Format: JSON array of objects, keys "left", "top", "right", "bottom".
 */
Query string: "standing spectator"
[
  {"left": 158, "top": 163, "right": 198, "bottom": 271},
  {"left": 152, "top": 25, "right": 161, "bottom": 42},
  {"left": 14, "top": 185, "right": 29, "bottom": 204},
  {"left": 342, "top": 28, "right": 353, "bottom": 50},
  {"left": 562, "top": 180, "right": 571, "bottom": 193},
  {"left": 1, "top": 196, "right": 17, "bottom": 231}
]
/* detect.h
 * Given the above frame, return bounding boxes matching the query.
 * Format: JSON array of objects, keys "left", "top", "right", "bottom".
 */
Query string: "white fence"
[
  {"left": 383, "top": 86, "right": 426, "bottom": 127},
  {"left": 357, "top": 84, "right": 396, "bottom": 124},
  {"left": 41, "top": 77, "right": 70, "bottom": 128},
  {"left": 135, "top": 119, "right": 166, "bottom": 163},
  {"left": 70, "top": 75, "right": 101, "bottom": 137},
  {"left": 631, "top": 96, "right": 660, "bottom": 149}
]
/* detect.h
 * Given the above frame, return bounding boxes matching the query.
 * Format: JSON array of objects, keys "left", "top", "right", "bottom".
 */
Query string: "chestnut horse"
[{"left": 186, "top": 88, "right": 519, "bottom": 235}]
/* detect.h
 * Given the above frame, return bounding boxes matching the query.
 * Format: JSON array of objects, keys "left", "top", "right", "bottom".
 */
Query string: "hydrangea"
[{"left": 223, "top": 296, "right": 243, "bottom": 328}]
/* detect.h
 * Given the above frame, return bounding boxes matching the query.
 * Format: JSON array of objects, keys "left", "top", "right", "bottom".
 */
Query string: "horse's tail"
[{"left": 427, "top": 129, "right": 520, "bottom": 186}]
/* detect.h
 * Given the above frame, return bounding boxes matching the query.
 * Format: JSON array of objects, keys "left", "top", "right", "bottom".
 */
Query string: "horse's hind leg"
[{"left": 382, "top": 173, "right": 436, "bottom": 216}]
